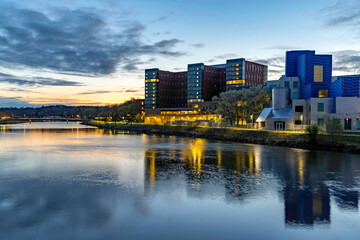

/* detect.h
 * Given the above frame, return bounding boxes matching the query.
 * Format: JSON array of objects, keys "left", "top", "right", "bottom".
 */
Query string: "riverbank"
[
  {"left": 0, "top": 119, "right": 27, "bottom": 125},
  {"left": 85, "top": 121, "right": 360, "bottom": 154}
]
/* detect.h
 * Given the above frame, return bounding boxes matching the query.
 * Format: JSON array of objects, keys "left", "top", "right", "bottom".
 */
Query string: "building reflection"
[{"left": 143, "top": 136, "right": 360, "bottom": 227}]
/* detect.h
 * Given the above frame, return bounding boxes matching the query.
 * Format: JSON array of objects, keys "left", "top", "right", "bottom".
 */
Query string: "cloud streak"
[
  {"left": 332, "top": 50, "right": 360, "bottom": 74},
  {"left": 0, "top": 72, "right": 83, "bottom": 87}
]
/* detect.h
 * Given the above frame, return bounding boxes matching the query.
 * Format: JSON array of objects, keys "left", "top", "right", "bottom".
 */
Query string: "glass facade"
[
  {"left": 187, "top": 63, "right": 204, "bottom": 102},
  {"left": 226, "top": 58, "right": 245, "bottom": 91},
  {"left": 145, "top": 69, "right": 159, "bottom": 108}
]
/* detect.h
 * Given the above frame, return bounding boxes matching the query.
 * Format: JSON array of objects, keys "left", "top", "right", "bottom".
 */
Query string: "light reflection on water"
[{"left": 0, "top": 124, "right": 359, "bottom": 239}]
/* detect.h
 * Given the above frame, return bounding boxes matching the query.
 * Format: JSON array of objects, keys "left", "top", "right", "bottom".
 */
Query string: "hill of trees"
[{"left": 0, "top": 98, "right": 143, "bottom": 122}]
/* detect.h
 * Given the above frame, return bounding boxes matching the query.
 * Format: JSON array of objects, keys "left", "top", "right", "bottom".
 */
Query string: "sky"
[{"left": 0, "top": 0, "right": 359, "bottom": 107}]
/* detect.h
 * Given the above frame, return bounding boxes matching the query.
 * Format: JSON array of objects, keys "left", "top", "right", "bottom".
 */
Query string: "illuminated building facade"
[
  {"left": 187, "top": 63, "right": 226, "bottom": 103},
  {"left": 145, "top": 68, "right": 187, "bottom": 109},
  {"left": 226, "top": 58, "right": 268, "bottom": 91},
  {"left": 145, "top": 58, "right": 267, "bottom": 111},
  {"left": 257, "top": 50, "right": 360, "bottom": 132}
]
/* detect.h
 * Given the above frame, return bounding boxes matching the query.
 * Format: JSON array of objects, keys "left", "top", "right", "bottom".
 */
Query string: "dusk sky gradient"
[{"left": 0, "top": 0, "right": 359, "bottom": 107}]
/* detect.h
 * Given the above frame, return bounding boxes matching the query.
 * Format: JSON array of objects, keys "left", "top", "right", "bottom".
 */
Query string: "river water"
[{"left": 0, "top": 122, "right": 359, "bottom": 239}]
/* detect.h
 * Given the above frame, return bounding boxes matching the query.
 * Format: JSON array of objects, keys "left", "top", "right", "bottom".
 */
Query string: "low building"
[{"left": 144, "top": 101, "right": 220, "bottom": 126}]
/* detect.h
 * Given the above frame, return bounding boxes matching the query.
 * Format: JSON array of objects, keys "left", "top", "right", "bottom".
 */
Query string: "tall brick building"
[{"left": 145, "top": 57, "right": 268, "bottom": 109}]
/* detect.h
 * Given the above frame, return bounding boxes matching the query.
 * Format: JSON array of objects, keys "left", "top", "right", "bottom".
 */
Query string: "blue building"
[
  {"left": 285, "top": 50, "right": 315, "bottom": 77},
  {"left": 257, "top": 50, "right": 360, "bottom": 132},
  {"left": 329, "top": 75, "right": 360, "bottom": 98},
  {"left": 286, "top": 50, "right": 332, "bottom": 99}
]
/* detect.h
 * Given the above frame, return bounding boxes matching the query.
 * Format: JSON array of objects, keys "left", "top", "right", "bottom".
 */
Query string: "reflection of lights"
[
  {"left": 254, "top": 146, "right": 262, "bottom": 177},
  {"left": 217, "top": 150, "right": 222, "bottom": 171},
  {"left": 248, "top": 153, "right": 254, "bottom": 175},
  {"left": 149, "top": 151, "right": 156, "bottom": 186},
  {"left": 298, "top": 153, "right": 304, "bottom": 189},
  {"left": 188, "top": 139, "right": 207, "bottom": 177}
]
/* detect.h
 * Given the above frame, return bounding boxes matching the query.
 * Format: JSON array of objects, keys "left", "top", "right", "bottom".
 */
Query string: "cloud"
[
  {"left": 0, "top": 72, "right": 83, "bottom": 87},
  {"left": 252, "top": 56, "right": 285, "bottom": 69},
  {"left": 331, "top": 50, "right": 360, "bottom": 74},
  {"left": 0, "top": 96, "right": 32, "bottom": 108},
  {"left": 78, "top": 88, "right": 142, "bottom": 95},
  {"left": 321, "top": 1, "right": 360, "bottom": 31},
  {"left": 251, "top": 56, "right": 285, "bottom": 80},
  {"left": 206, "top": 53, "right": 237, "bottom": 63},
  {"left": 264, "top": 45, "right": 302, "bottom": 50},
  {"left": 0, "top": 2, "right": 185, "bottom": 76},
  {"left": 190, "top": 43, "right": 205, "bottom": 48}
]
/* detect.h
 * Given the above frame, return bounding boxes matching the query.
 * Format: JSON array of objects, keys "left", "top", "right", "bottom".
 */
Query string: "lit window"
[
  {"left": 318, "top": 90, "right": 328, "bottom": 98},
  {"left": 314, "top": 65, "right": 323, "bottom": 82}
]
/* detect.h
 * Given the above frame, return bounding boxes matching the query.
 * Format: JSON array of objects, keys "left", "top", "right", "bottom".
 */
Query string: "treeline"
[
  {"left": 0, "top": 105, "right": 108, "bottom": 118},
  {"left": 0, "top": 99, "right": 143, "bottom": 122}
]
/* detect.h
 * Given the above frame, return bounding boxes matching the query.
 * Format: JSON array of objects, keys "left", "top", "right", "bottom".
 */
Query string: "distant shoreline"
[{"left": 85, "top": 122, "right": 360, "bottom": 154}]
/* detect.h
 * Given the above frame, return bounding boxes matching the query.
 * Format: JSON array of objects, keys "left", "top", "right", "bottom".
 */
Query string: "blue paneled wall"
[
  {"left": 329, "top": 79, "right": 342, "bottom": 98},
  {"left": 286, "top": 50, "right": 332, "bottom": 99},
  {"left": 330, "top": 77, "right": 360, "bottom": 98},
  {"left": 285, "top": 50, "right": 315, "bottom": 77}
]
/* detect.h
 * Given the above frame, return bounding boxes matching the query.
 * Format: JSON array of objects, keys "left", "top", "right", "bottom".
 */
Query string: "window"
[
  {"left": 314, "top": 65, "right": 323, "bottom": 82},
  {"left": 285, "top": 81, "right": 290, "bottom": 88},
  {"left": 317, "top": 103, "right": 324, "bottom": 112},
  {"left": 295, "top": 120, "right": 302, "bottom": 125},
  {"left": 292, "top": 81, "right": 299, "bottom": 89},
  {"left": 317, "top": 118, "right": 324, "bottom": 127},
  {"left": 261, "top": 122, "right": 265, "bottom": 128},
  {"left": 318, "top": 90, "right": 328, "bottom": 98},
  {"left": 295, "top": 106, "right": 303, "bottom": 112},
  {"left": 344, "top": 119, "right": 352, "bottom": 130},
  {"left": 356, "top": 119, "right": 360, "bottom": 130},
  {"left": 293, "top": 93, "right": 299, "bottom": 99}
]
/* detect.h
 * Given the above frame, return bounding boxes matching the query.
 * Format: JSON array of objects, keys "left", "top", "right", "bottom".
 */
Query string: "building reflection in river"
[{"left": 143, "top": 136, "right": 360, "bottom": 227}]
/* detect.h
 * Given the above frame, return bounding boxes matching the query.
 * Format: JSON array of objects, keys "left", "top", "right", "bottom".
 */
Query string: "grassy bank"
[
  {"left": 0, "top": 119, "right": 28, "bottom": 125},
  {"left": 85, "top": 121, "right": 360, "bottom": 154}
]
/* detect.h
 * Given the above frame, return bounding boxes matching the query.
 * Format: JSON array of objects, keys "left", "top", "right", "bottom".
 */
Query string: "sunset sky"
[{"left": 0, "top": 0, "right": 359, "bottom": 107}]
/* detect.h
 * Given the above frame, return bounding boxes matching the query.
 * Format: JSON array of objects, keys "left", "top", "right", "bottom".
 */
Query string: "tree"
[
  {"left": 213, "top": 86, "right": 271, "bottom": 126},
  {"left": 325, "top": 117, "right": 343, "bottom": 143},
  {"left": 305, "top": 124, "right": 320, "bottom": 144}
]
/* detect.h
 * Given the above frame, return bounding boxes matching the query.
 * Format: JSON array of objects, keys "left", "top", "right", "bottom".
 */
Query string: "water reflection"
[
  {"left": 143, "top": 137, "right": 360, "bottom": 227},
  {"left": 1, "top": 126, "right": 360, "bottom": 239}
]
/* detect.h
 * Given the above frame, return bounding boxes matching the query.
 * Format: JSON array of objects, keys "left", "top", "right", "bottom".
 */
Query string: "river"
[{"left": 0, "top": 122, "right": 359, "bottom": 239}]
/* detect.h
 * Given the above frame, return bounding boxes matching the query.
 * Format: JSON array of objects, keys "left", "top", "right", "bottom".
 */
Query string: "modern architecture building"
[
  {"left": 226, "top": 58, "right": 268, "bottom": 91},
  {"left": 145, "top": 58, "right": 267, "bottom": 109},
  {"left": 145, "top": 68, "right": 187, "bottom": 109},
  {"left": 187, "top": 63, "right": 226, "bottom": 103},
  {"left": 144, "top": 57, "right": 267, "bottom": 125},
  {"left": 257, "top": 50, "right": 360, "bottom": 132}
]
